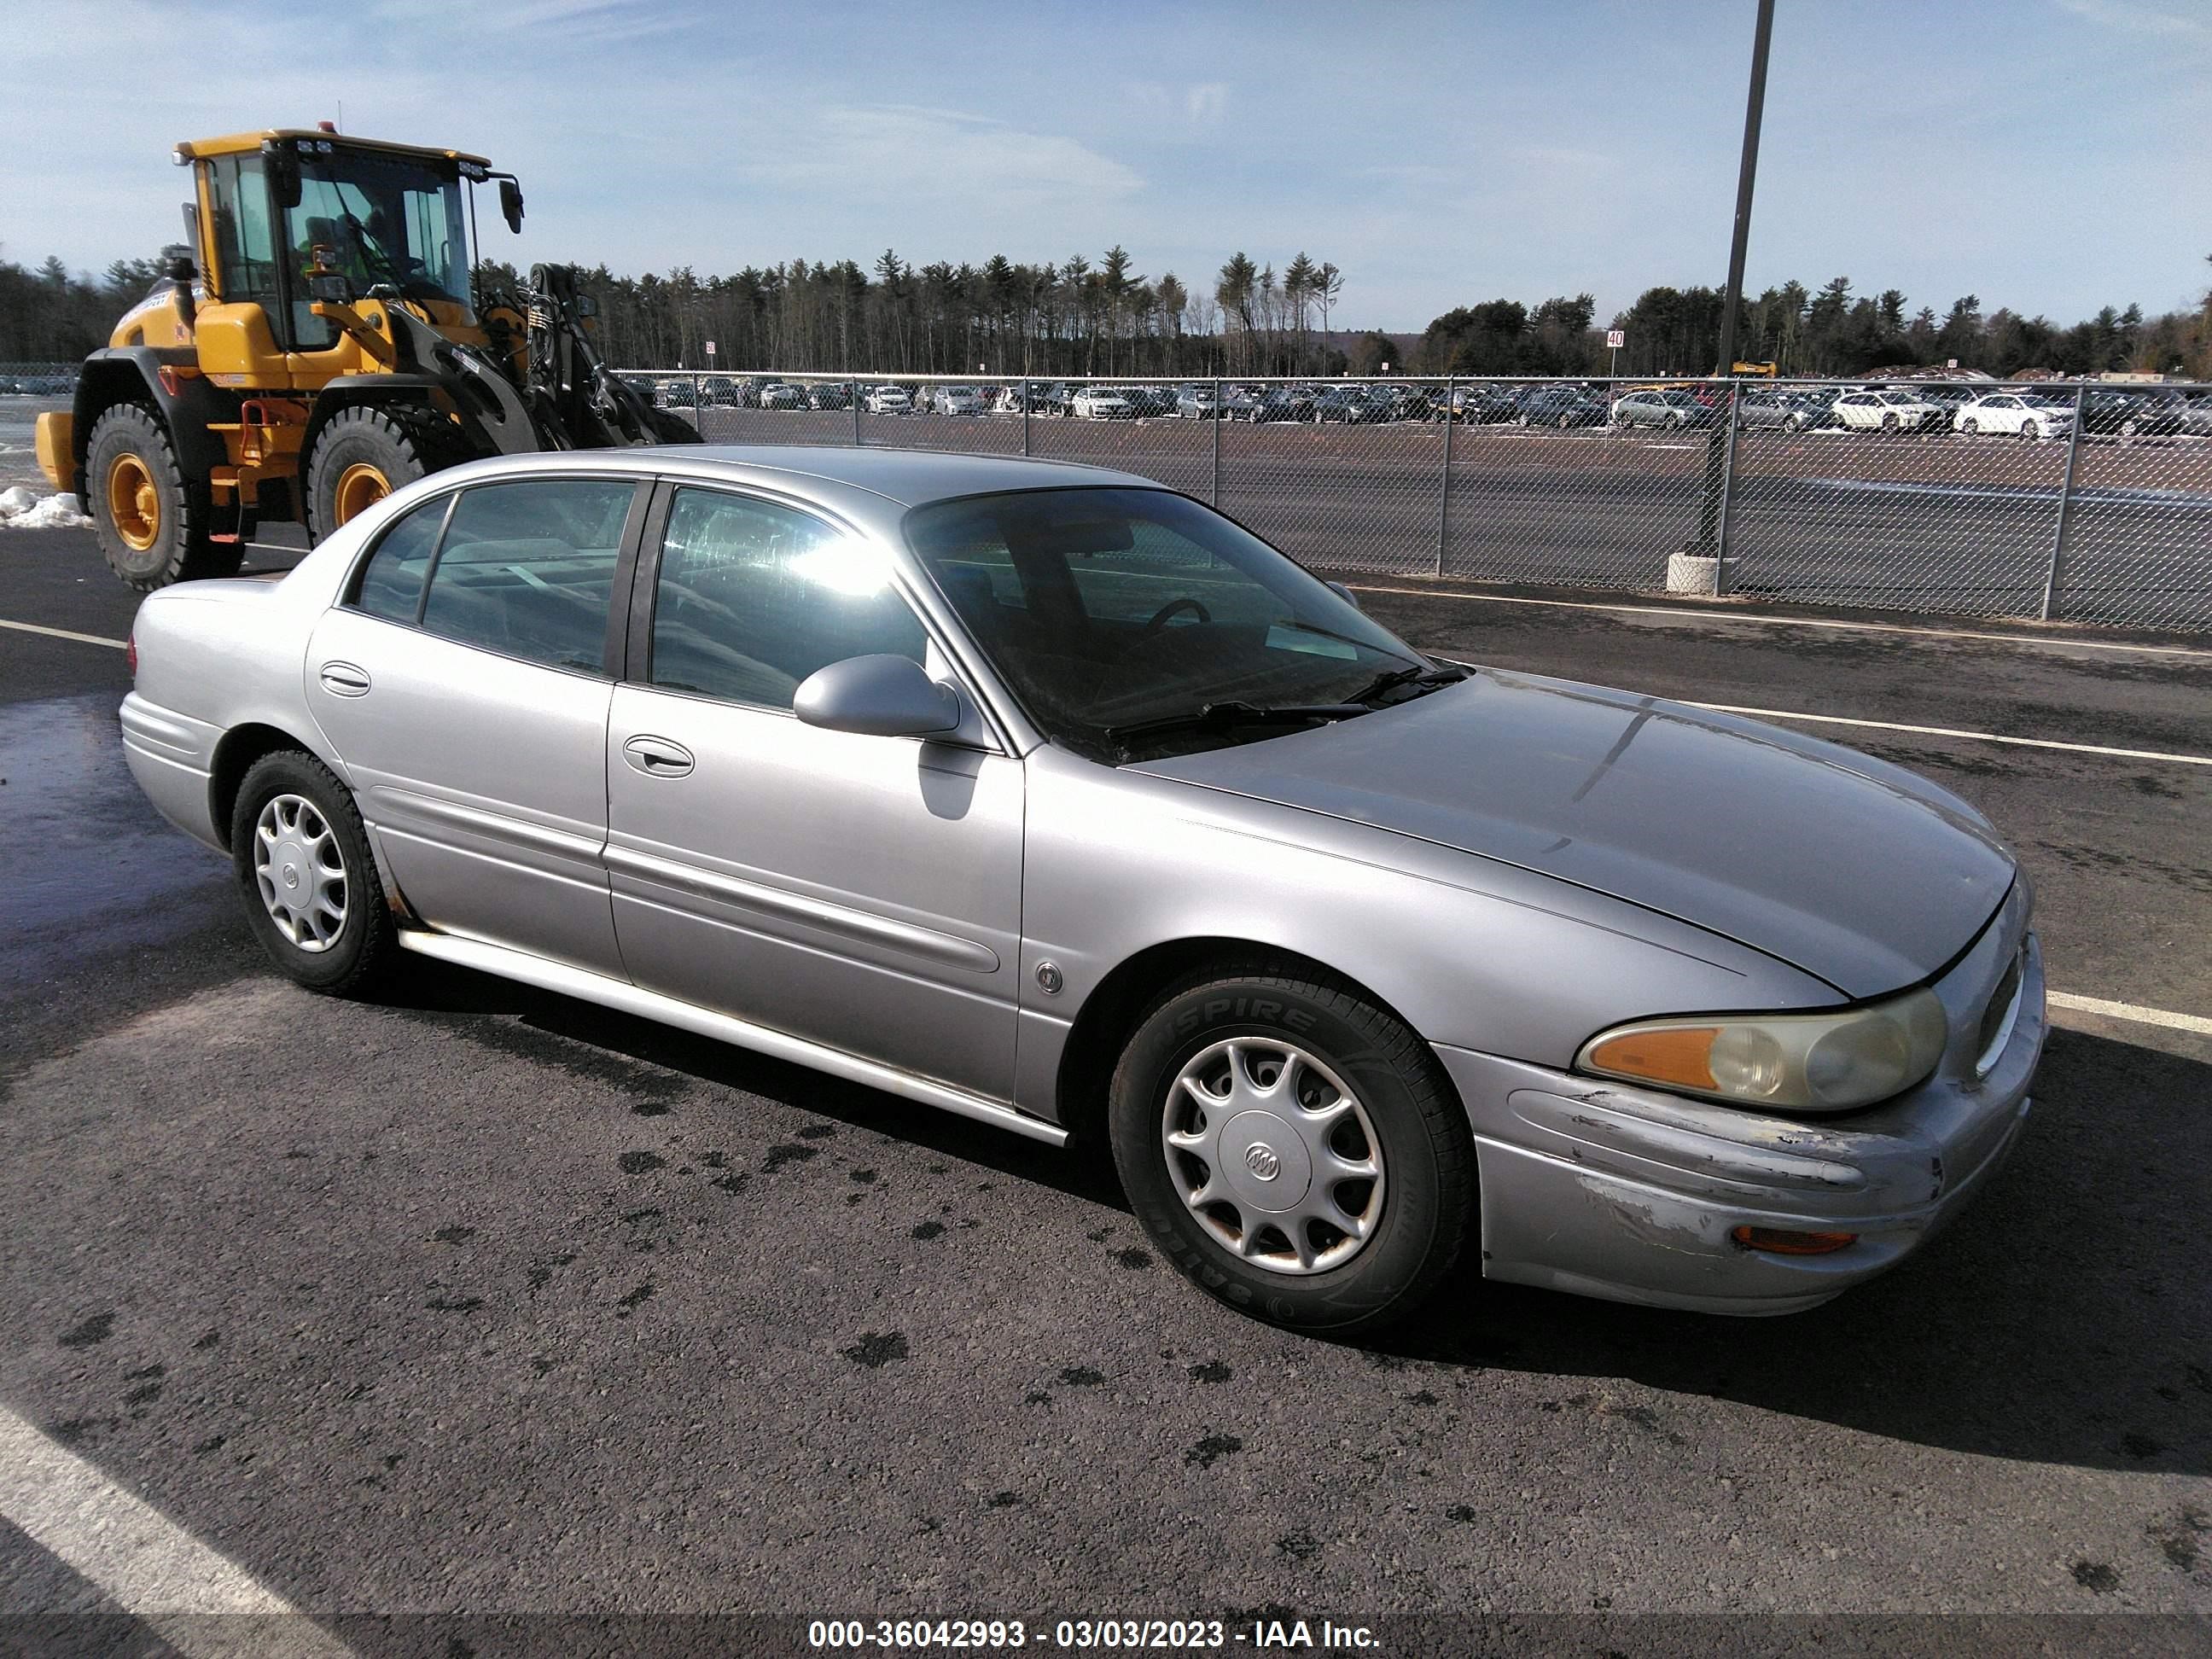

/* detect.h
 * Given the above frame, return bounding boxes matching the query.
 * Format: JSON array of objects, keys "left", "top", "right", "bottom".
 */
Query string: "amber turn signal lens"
[
  {"left": 1586, "top": 1026, "right": 1719, "bottom": 1091},
  {"left": 1731, "top": 1225, "right": 1859, "bottom": 1256}
]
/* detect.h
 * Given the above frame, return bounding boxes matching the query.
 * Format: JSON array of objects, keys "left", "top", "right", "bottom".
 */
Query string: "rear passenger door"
[{"left": 306, "top": 474, "right": 648, "bottom": 974}]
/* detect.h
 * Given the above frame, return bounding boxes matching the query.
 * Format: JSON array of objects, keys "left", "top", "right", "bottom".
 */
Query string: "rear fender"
[{"left": 69, "top": 349, "right": 240, "bottom": 495}]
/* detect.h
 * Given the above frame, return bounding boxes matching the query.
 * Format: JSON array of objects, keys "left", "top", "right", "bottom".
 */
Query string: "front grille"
[{"left": 1975, "top": 952, "right": 2025, "bottom": 1076}]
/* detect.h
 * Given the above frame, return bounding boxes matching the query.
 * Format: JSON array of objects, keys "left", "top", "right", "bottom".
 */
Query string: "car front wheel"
[
  {"left": 1109, "top": 961, "right": 1476, "bottom": 1334},
  {"left": 230, "top": 750, "right": 396, "bottom": 996}
]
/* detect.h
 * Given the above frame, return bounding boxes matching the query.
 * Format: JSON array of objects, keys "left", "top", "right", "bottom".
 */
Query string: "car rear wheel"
[
  {"left": 230, "top": 750, "right": 396, "bottom": 996},
  {"left": 1109, "top": 960, "right": 1476, "bottom": 1334},
  {"left": 1959, "top": 418, "right": 1978, "bottom": 435},
  {"left": 2019, "top": 423, "right": 2039, "bottom": 443},
  {"left": 1881, "top": 413, "right": 1900, "bottom": 434}
]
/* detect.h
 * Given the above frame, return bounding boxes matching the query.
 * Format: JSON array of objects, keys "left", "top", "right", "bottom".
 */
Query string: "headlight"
[{"left": 1575, "top": 988, "right": 1949, "bottom": 1114}]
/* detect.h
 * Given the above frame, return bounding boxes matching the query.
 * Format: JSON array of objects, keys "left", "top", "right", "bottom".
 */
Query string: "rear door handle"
[
  {"left": 622, "top": 735, "right": 695, "bottom": 778},
  {"left": 319, "top": 661, "right": 371, "bottom": 697}
]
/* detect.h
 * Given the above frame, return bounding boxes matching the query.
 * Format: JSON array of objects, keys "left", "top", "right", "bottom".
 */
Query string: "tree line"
[
  {"left": 4, "top": 238, "right": 2207, "bottom": 384},
  {"left": 1412, "top": 271, "right": 2212, "bottom": 381}
]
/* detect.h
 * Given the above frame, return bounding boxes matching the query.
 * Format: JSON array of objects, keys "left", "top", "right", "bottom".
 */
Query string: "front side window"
[
  {"left": 205, "top": 154, "right": 282, "bottom": 317},
  {"left": 648, "top": 488, "right": 928, "bottom": 711},
  {"left": 417, "top": 479, "right": 635, "bottom": 672},
  {"left": 905, "top": 487, "right": 1426, "bottom": 763}
]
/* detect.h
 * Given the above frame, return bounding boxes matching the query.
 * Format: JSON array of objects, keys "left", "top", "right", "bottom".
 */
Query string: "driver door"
[{"left": 603, "top": 484, "right": 1025, "bottom": 1100}]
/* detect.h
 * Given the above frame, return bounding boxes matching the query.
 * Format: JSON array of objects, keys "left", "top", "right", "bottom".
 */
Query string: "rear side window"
[
  {"left": 418, "top": 479, "right": 637, "bottom": 673},
  {"left": 352, "top": 495, "right": 451, "bottom": 622}
]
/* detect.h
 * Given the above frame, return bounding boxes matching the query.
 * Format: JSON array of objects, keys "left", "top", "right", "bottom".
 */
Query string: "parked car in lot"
[
  {"left": 1953, "top": 392, "right": 2073, "bottom": 441},
  {"left": 1113, "top": 385, "right": 1171, "bottom": 419},
  {"left": 2079, "top": 389, "right": 2187, "bottom": 439},
  {"left": 806, "top": 381, "right": 853, "bottom": 411},
  {"left": 701, "top": 376, "right": 742, "bottom": 408},
  {"left": 1610, "top": 389, "right": 1714, "bottom": 430},
  {"left": 118, "top": 447, "right": 2046, "bottom": 1334},
  {"left": 1516, "top": 386, "right": 1611, "bottom": 428},
  {"left": 657, "top": 379, "right": 698, "bottom": 409},
  {"left": 1831, "top": 388, "right": 1946, "bottom": 434},
  {"left": 757, "top": 382, "right": 809, "bottom": 411},
  {"left": 1247, "top": 386, "right": 1318, "bottom": 422},
  {"left": 931, "top": 385, "right": 987, "bottom": 416},
  {"left": 1072, "top": 387, "right": 1137, "bottom": 419},
  {"left": 2179, "top": 393, "right": 2212, "bottom": 438},
  {"left": 1737, "top": 389, "right": 1834, "bottom": 432},
  {"left": 863, "top": 385, "right": 913, "bottom": 415},
  {"left": 1450, "top": 383, "right": 1524, "bottom": 424},
  {"left": 1173, "top": 384, "right": 1219, "bottom": 420},
  {"left": 1312, "top": 386, "right": 1381, "bottom": 423}
]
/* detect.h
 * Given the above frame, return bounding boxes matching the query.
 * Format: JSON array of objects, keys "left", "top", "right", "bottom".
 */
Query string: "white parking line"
[
  {"left": 0, "top": 616, "right": 127, "bottom": 649},
  {"left": 1352, "top": 583, "right": 2212, "bottom": 661},
  {"left": 1683, "top": 701, "right": 2212, "bottom": 766},
  {"left": 2048, "top": 992, "right": 2212, "bottom": 1037},
  {"left": 0, "top": 1403, "right": 350, "bottom": 1653}
]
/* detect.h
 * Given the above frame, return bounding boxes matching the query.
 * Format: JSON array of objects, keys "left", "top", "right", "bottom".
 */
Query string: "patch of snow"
[{"left": 0, "top": 488, "right": 92, "bottom": 529}]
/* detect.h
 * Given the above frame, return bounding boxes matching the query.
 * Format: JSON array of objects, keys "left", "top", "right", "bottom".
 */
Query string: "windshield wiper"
[
  {"left": 1347, "top": 659, "right": 1468, "bottom": 704},
  {"left": 1104, "top": 699, "right": 1366, "bottom": 755}
]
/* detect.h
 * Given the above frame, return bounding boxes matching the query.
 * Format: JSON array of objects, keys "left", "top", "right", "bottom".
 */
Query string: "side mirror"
[
  {"left": 794, "top": 655, "right": 960, "bottom": 739},
  {"left": 266, "top": 146, "right": 301, "bottom": 211},
  {"left": 1324, "top": 579, "right": 1362, "bottom": 611},
  {"left": 498, "top": 178, "right": 525, "bottom": 233}
]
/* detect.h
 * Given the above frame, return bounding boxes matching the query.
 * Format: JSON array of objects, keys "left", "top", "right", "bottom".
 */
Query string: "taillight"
[{"left": 125, "top": 632, "right": 137, "bottom": 678}]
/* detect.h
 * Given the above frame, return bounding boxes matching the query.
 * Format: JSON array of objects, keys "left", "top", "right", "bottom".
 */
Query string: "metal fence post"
[
  {"left": 1712, "top": 386, "right": 1745, "bottom": 597},
  {"left": 1022, "top": 377, "right": 1031, "bottom": 457},
  {"left": 693, "top": 371, "right": 702, "bottom": 429},
  {"left": 1435, "top": 375, "right": 1455, "bottom": 576},
  {"left": 2039, "top": 384, "right": 2089, "bottom": 621},
  {"left": 1211, "top": 378, "right": 1223, "bottom": 508},
  {"left": 852, "top": 377, "right": 862, "bottom": 446}
]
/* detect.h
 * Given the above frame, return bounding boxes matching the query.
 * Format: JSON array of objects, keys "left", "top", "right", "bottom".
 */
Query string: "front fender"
[{"left": 1016, "top": 746, "right": 1837, "bottom": 1118}]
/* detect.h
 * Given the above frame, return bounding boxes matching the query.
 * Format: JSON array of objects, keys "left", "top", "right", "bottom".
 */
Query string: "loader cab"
[{"left": 183, "top": 131, "right": 492, "bottom": 374}]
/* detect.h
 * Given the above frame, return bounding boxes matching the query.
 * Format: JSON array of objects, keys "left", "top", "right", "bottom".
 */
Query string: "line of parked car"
[{"left": 626, "top": 373, "right": 2212, "bottom": 440}]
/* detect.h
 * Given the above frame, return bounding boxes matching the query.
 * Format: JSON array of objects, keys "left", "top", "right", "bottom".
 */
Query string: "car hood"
[{"left": 1135, "top": 668, "right": 2016, "bottom": 998}]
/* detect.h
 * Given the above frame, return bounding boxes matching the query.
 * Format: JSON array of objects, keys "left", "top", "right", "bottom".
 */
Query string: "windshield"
[
  {"left": 288, "top": 151, "right": 470, "bottom": 311},
  {"left": 905, "top": 487, "right": 1428, "bottom": 763}
]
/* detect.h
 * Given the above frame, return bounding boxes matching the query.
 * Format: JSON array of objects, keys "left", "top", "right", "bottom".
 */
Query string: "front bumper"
[{"left": 1434, "top": 889, "right": 2045, "bottom": 1315}]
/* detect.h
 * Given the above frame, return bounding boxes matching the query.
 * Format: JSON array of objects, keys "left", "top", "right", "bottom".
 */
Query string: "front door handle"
[
  {"left": 622, "top": 735, "right": 695, "bottom": 778},
  {"left": 319, "top": 661, "right": 371, "bottom": 697}
]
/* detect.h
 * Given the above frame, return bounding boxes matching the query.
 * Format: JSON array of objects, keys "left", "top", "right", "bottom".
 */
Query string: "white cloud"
[
  {"left": 2052, "top": 0, "right": 2210, "bottom": 38},
  {"left": 742, "top": 105, "right": 1142, "bottom": 207}
]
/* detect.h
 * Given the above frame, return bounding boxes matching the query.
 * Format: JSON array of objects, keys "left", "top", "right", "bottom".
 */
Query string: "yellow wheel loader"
[{"left": 36, "top": 126, "right": 696, "bottom": 590}]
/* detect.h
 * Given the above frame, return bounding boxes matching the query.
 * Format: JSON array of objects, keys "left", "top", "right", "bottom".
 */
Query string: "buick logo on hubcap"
[{"left": 1244, "top": 1144, "right": 1281, "bottom": 1181}]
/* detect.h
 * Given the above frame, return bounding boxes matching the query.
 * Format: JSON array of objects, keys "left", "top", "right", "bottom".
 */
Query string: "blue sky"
[{"left": 4, "top": 0, "right": 2206, "bottom": 331}]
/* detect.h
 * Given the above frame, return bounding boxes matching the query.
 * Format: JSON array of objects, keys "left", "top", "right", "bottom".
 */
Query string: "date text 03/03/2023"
[{"left": 805, "top": 1617, "right": 1380, "bottom": 1650}]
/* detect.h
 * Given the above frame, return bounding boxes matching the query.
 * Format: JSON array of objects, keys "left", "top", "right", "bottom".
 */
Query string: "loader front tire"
[
  {"left": 87, "top": 404, "right": 237, "bottom": 590},
  {"left": 306, "top": 406, "right": 463, "bottom": 544}
]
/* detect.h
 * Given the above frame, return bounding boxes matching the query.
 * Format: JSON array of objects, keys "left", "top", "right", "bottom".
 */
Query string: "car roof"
[{"left": 422, "top": 444, "right": 1161, "bottom": 524}]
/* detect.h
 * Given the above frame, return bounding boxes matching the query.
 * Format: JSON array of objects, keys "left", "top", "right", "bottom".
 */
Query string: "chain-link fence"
[{"left": 616, "top": 370, "right": 2212, "bottom": 632}]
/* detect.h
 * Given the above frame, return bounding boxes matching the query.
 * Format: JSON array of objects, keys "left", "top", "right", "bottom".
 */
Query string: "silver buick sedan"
[{"left": 119, "top": 447, "right": 2044, "bottom": 1332}]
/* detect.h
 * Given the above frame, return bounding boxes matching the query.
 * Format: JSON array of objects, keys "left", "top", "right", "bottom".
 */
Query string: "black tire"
[
  {"left": 85, "top": 403, "right": 239, "bottom": 590},
  {"left": 1108, "top": 960, "right": 1476, "bottom": 1335},
  {"left": 305, "top": 405, "right": 463, "bottom": 544},
  {"left": 230, "top": 750, "right": 396, "bottom": 997}
]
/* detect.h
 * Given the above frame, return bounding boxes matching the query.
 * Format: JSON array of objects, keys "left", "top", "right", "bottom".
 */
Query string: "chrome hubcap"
[
  {"left": 253, "top": 794, "right": 347, "bottom": 952},
  {"left": 1161, "top": 1038, "right": 1385, "bottom": 1275}
]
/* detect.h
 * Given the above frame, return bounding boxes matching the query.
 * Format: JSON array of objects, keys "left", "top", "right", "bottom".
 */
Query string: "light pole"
[{"left": 1686, "top": 0, "right": 1776, "bottom": 568}]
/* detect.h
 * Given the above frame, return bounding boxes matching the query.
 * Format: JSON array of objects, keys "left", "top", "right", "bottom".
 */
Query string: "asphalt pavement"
[{"left": 1, "top": 521, "right": 2208, "bottom": 1653}]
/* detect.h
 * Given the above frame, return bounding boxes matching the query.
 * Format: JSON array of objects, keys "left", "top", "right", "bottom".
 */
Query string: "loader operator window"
[{"left": 286, "top": 154, "right": 470, "bottom": 325}]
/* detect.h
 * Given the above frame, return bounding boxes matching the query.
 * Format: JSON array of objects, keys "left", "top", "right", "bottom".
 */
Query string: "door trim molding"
[
  {"left": 604, "top": 841, "right": 1002, "bottom": 973},
  {"left": 394, "top": 927, "right": 1066, "bottom": 1145}
]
